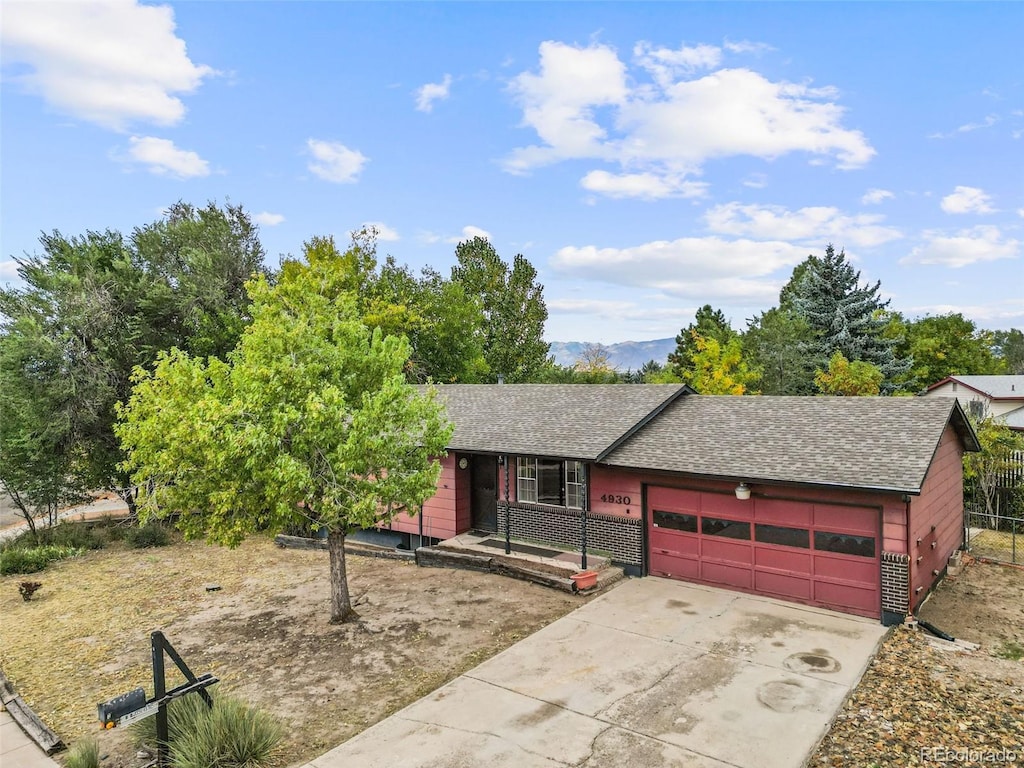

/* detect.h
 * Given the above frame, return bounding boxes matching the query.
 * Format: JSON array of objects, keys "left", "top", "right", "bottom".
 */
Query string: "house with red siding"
[{"left": 381, "top": 385, "right": 978, "bottom": 625}]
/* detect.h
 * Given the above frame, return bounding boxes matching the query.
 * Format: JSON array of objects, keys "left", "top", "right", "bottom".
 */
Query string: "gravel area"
[{"left": 810, "top": 559, "right": 1024, "bottom": 768}]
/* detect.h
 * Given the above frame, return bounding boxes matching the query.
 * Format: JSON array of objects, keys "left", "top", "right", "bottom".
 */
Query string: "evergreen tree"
[
  {"left": 789, "top": 245, "right": 911, "bottom": 392},
  {"left": 668, "top": 304, "right": 735, "bottom": 379}
]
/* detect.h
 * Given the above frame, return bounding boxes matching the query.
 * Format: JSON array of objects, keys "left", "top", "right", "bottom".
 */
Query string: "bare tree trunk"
[{"left": 328, "top": 530, "right": 355, "bottom": 623}]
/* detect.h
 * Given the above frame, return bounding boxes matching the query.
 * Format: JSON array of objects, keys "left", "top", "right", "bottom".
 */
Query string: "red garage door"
[{"left": 647, "top": 486, "right": 880, "bottom": 618}]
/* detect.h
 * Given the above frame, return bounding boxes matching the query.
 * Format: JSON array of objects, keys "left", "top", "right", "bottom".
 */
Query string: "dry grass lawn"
[{"left": 0, "top": 535, "right": 583, "bottom": 766}]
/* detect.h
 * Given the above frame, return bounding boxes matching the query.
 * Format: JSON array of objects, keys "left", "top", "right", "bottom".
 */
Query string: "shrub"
[
  {"left": 65, "top": 738, "right": 101, "bottom": 768},
  {"left": 131, "top": 694, "right": 283, "bottom": 768},
  {"left": 0, "top": 545, "right": 84, "bottom": 575},
  {"left": 18, "top": 581, "right": 43, "bottom": 601},
  {"left": 38, "top": 520, "right": 107, "bottom": 551},
  {"left": 126, "top": 522, "right": 171, "bottom": 549}
]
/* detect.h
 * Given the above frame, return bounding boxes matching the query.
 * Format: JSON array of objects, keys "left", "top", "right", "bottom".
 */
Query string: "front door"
[{"left": 471, "top": 455, "right": 498, "bottom": 532}]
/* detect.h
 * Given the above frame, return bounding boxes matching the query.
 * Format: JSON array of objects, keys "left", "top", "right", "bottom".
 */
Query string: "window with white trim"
[{"left": 516, "top": 458, "right": 586, "bottom": 509}]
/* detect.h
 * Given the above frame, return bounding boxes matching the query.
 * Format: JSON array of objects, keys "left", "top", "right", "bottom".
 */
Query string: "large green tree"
[
  {"left": 814, "top": 351, "right": 884, "bottom": 396},
  {"left": 0, "top": 317, "right": 90, "bottom": 538},
  {"left": 889, "top": 312, "right": 1004, "bottom": 388},
  {"left": 116, "top": 245, "right": 453, "bottom": 623},
  {"left": 993, "top": 329, "right": 1024, "bottom": 375},
  {"left": 683, "top": 333, "right": 759, "bottom": 395},
  {"left": 788, "top": 245, "right": 911, "bottom": 392},
  {"left": 0, "top": 203, "right": 267, "bottom": 517},
  {"left": 743, "top": 307, "right": 817, "bottom": 395},
  {"left": 300, "top": 233, "right": 487, "bottom": 383},
  {"left": 668, "top": 304, "right": 736, "bottom": 381},
  {"left": 451, "top": 237, "right": 549, "bottom": 383}
]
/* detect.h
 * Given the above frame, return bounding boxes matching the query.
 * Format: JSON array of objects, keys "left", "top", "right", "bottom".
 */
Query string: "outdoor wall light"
[{"left": 735, "top": 482, "right": 751, "bottom": 500}]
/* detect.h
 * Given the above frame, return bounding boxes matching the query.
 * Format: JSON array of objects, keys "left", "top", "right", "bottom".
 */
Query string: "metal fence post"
[{"left": 151, "top": 631, "right": 168, "bottom": 767}]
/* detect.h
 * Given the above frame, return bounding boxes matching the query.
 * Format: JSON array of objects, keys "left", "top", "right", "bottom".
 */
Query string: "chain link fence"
[{"left": 965, "top": 472, "right": 1024, "bottom": 565}]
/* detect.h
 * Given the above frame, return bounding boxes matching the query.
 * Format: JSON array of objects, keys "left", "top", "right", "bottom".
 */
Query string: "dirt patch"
[
  {"left": 0, "top": 536, "right": 583, "bottom": 766},
  {"left": 810, "top": 558, "right": 1024, "bottom": 767}
]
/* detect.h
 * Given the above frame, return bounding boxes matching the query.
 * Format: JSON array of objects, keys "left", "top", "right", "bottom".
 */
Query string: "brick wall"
[
  {"left": 497, "top": 502, "right": 643, "bottom": 566},
  {"left": 881, "top": 551, "right": 910, "bottom": 622}
]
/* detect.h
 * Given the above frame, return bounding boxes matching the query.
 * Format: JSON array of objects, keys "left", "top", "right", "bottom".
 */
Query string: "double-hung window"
[{"left": 516, "top": 458, "right": 585, "bottom": 509}]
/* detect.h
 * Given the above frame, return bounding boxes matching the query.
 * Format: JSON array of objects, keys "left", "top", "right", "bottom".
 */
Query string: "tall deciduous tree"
[
  {"left": 789, "top": 245, "right": 910, "bottom": 391},
  {"left": 964, "top": 416, "right": 1024, "bottom": 522},
  {"left": 451, "top": 237, "right": 549, "bottom": 383},
  {"left": 116, "top": 246, "right": 453, "bottom": 623},
  {"left": 814, "top": 351, "right": 884, "bottom": 396},
  {"left": 891, "top": 312, "right": 1005, "bottom": 388},
  {"left": 683, "top": 333, "right": 759, "bottom": 395},
  {"left": 0, "top": 318, "right": 89, "bottom": 538},
  {"left": 0, "top": 204, "right": 268, "bottom": 517},
  {"left": 743, "top": 307, "right": 817, "bottom": 395},
  {"left": 992, "top": 329, "right": 1024, "bottom": 375},
  {"left": 668, "top": 304, "right": 736, "bottom": 381}
]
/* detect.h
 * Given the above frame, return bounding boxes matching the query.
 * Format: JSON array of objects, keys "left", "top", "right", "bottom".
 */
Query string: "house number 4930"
[{"left": 600, "top": 494, "right": 631, "bottom": 505}]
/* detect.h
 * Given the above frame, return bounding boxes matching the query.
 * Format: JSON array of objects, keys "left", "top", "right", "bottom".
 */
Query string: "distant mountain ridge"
[{"left": 548, "top": 338, "right": 675, "bottom": 371}]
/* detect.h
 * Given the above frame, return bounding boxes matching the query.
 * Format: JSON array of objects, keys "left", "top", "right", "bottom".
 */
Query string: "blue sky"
[{"left": 2, "top": 2, "right": 1022, "bottom": 344}]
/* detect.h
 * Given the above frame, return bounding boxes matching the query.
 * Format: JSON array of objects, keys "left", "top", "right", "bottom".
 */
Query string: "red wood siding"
[
  {"left": 385, "top": 454, "right": 463, "bottom": 540},
  {"left": 909, "top": 424, "right": 965, "bottom": 609},
  {"left": 589, "top": 466, "right": 641, "bottom": 519}
]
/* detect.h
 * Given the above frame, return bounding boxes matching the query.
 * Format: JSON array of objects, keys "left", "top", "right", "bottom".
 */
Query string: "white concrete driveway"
[{"left": 302, "top": 578, "right": 887, "bottom": 768}]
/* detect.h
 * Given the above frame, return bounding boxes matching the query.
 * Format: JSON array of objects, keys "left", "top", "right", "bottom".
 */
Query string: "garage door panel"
[
  {"left": 648, "top": 487, "right": 700, "bottom": 512},
  {"left": 647, "top": 485, "right": 880, "bottom": 619},
  {"left": 650, "top": 529, "right": 698, "bottom": 555},
  {"left": 754, "top": 570, "right": 811, "bottom": 600},
  {"left": 701, "top": 538, "right": 751, "bottom": 564},
  {"left": 754, "top": 498, "right": 812, "bottom": 526},
  {"left": 754, "top": 547, "right": 811, "bottom": 573},
  {"left": 814, "top": 580, "right": 877, "bottom": 614},
  {"left": 701, "top": 560, "right": 751, "bottom": 589},
  {"left": 650, "top": 551, "right": 700, "bottom": 580},
  {"left": 813, "top": 554, "right": 876, "bottom": 584},
  {"left": 813, "top": 504, "right": 875, "bottom": 535}
]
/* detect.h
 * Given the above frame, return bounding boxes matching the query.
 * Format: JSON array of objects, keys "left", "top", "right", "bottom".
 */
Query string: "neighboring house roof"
[
  {"left": 604, "top": 395, "right": 979, "bottom": 495},
  {"left": 428, "top": 384, "right": 689, "bottom": 461},
  {"left": 925, "top": 375, "right": 1024, "bottom": 400},
  {"left": 1003, "top": 405, "right": 1024, "bottom": 430}
]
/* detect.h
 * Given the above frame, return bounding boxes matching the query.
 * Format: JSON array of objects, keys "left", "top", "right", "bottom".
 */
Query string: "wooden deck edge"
[{"left": 0, "top": 668, "right": 64, "bottom": 755}]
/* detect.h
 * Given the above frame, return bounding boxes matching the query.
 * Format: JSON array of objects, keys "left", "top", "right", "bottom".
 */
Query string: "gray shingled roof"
[
  {"left": 605, "top": 395, "right": 978, "bottom": 494},
  {"left": 427, "top": 384, "right": 687, "bottom": 460},
  {"left": 931, "top": 375, "right": 1024, "bottom": 400}
]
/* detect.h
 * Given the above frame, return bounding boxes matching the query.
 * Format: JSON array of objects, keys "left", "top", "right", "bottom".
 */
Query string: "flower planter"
[{"left": 571, "top": 570, "right": 598, "bottom": 590}]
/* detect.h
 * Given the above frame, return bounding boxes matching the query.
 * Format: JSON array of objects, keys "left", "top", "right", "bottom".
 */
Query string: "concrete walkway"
[
  {"left": 0, "top": 707, "right": 61, "bottom": 768},
  {"left": 301, "top": 578, "right": 887, "bottom": 768}
]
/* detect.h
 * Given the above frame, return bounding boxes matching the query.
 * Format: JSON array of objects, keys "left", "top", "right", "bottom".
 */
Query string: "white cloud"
[
  {"left": 124, "top": 136, "right": 209, "bottom": 178},
  {"left": 548, "top": 298, "right": 636, "bottom": 315},
  {"left": 723, "top": 40, "right": 775, "bottom": 55},
  {"left": 445, "top": 225, "right": 492, "bottom": 244},
  {"left": 415, "top": 74, "right": 453, "bottom": 112},
  {"left": 940, "top": 186, "right": 995, "bottom": 214},
  {"left": 505, "top": 40, "right": 874, "bottom": 199},
  {"left": 580, "top": 170, "right": 707, "bottom": 199},
  {"left": 1018, "top": 208, "right": 1024, "bottom": 218},
  {"left": 551, "top": 236, "right": 808, "bottom": 302},
  {"left": 704, "top": 203, "right": 902, "bottom": 247},
  {"left": 929, "top": 114, "right": 998, "bottom": 139},
  {"left": 861, "top": 188, "right": 894, "bottom": 205},
  {"left": 742, "top": 173, "right": 768, "bottom": 189},
  {"left": 361, "top": 221, "right": 400, "bottom": 241},
  {"left": 253, "top": 212, "right": 285, "bottom": 226},
  {"left": 0, "top": 260, "right": 21, "bottom": 281},
  {"left": 634, "top": 41, "right": 722, "bottom": 86},
  {"left": 306, "top": 139, "right": 367, "bottom": 183},
  {"left": 903, "top": 226, "right": 1019, "bottom": 268},
  {"left": 1, "top": 0, "right": 214, "bottom": 131}
]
